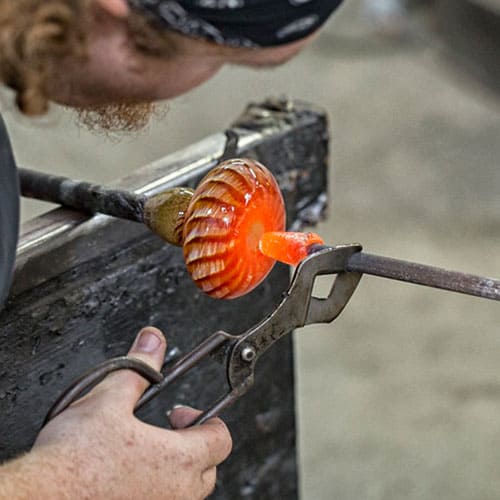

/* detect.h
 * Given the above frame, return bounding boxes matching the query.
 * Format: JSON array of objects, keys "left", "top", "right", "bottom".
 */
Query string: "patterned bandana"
[{"left": 127, "top": 0, "right": 344, "bottom": 47}]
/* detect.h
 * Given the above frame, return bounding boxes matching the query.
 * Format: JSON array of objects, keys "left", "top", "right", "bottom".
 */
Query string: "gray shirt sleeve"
[{"left": 0, "top": 116, "right": 19, "bottom": 309}]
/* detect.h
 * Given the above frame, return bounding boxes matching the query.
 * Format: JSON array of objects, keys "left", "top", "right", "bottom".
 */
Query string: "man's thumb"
[{"left": 93, "top": 327, "right": 167, "bottom": 412}]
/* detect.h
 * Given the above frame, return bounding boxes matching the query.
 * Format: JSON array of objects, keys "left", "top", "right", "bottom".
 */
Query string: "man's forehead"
[{"left": 127, "top": 0, "right": 344, "bottom": 48}]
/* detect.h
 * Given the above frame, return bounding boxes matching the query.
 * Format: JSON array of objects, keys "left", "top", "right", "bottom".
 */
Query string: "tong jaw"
[
  {"left": 227, "top": 244, "right": 363, "bottom": 392},
  {"left": 305, "top": 244, "right": 363, "bottom": 324}
]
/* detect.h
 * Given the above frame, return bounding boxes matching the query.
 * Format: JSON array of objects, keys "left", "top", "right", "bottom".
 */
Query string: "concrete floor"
[{"left": 3, "top": 1, "right": 500, "bottom": 498}]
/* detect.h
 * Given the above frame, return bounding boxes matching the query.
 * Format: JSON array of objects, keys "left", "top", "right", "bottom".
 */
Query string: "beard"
[{"left": 75, "top": 101, "right": 167, "bottom": 134}]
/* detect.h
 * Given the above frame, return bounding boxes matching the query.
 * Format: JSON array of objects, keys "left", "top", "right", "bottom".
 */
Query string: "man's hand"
[{"left": 0, "top": 327, "right": 233, "bottom": 500}]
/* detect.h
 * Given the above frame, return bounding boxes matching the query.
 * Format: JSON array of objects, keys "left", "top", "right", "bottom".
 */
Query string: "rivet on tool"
[{"left": 241, "top": 346, "right": 257, "bottom": 363}]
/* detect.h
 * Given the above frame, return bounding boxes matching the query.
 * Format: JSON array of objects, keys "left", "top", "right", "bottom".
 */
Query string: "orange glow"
[
  {"left": 259, "top": 231, "right": 324, "bottom": 266},
  {"left": 183, "top": 159, "right": 286, "bottom": 299}
]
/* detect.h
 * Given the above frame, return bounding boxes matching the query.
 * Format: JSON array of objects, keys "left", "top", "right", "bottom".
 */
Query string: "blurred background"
[{"left": 3, "top": 0, "right": 500, "bottom": 498}]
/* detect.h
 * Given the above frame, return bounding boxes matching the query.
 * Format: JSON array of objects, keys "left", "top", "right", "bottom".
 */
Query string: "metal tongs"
[
  {"left": 45, "top": 241, "right": 500, "bottom": 426},
  {"left": 44, "top": 244, "right": 363, "bottom": 426}
]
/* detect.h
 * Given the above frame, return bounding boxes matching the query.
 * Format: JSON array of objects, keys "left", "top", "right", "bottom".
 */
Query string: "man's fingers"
[
  {"left": 90, "top": 327, "right": 167, "bottom": 412},
  {"left": 168, "top": 405, "right": 202, "bottom": 429},
  {"left": 169, "top": 406, "right": 233, "bottom": 468}
]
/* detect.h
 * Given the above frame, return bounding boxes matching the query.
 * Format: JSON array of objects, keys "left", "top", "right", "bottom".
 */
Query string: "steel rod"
[
  {"left": 19, "top": 167, "right": 146, "bottom": 223},
  {"left": 347, "top": 252, "right": 500, "bottom": 301}
]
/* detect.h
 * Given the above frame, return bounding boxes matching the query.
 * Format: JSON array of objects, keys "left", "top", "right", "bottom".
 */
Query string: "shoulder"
[{"left": 0, "top": 116, "right": 19, "bottom": 309}]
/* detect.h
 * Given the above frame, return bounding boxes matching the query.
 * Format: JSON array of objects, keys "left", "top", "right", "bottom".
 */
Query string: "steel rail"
[{"left": 17, "top": 131, "right": 240, "bottom": 224}]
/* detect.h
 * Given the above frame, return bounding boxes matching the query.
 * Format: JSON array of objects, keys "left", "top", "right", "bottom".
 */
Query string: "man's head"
[{"left": 0, "top": 0, "right": 342, "bottom": 130}]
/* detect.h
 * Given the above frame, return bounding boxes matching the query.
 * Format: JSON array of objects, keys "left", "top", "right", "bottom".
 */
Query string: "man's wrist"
[{"left": 0, "top": 446, "right": 74, "bottom": 499}]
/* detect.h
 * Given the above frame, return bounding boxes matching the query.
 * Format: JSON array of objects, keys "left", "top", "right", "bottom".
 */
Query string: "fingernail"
[
  {"left": 135, "top": 328, "right": 162, "bottom": 353},
  {"left": 166, "top": 405, "right": 186, "bottom": 418}
]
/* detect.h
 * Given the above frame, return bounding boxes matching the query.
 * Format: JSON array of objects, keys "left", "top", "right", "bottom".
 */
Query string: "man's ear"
[{"left": 94, "top": 0, "right": 130, "bottom": 18}]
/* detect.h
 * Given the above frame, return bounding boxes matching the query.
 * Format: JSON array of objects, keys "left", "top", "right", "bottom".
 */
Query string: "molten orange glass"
[
  {"left": 259, "top": 231, "right": 324, "bottom": 266},
  {"left": 183, "top": 159, "right": 286, "bottom": 299}
]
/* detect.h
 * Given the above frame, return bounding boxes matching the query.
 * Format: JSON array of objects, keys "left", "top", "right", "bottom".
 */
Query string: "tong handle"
[
  {"left": 136, "top": 331, "right": 234, "bottom": 410},
  {"left": 44, "top": 331, "right": 240, "bottom": 428},
  {"left": 191, "top": 388, "right": 245, "bottom": 426},
  {"left": 44, "top": 357, "right": 164, "bottom": 425},
  {"left": 135, "top": 331, "right": 247, "bottom": 426}
]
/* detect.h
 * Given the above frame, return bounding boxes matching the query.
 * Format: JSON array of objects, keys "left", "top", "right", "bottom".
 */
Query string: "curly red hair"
[
  {"left": 0, "top": 0, "right": 177, "bottom": 115},
  {"left": 0, "top": 0, "right": 88, "bottom": 115}
]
